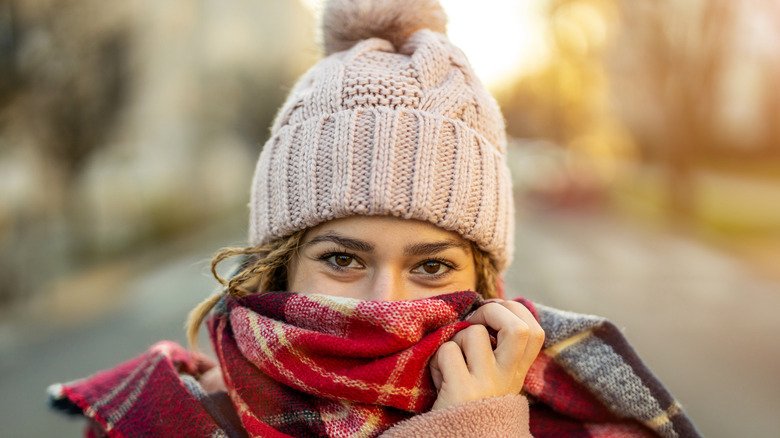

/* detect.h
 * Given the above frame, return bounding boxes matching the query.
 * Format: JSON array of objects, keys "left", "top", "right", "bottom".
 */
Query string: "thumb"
[{"left": 428, "top": 349, "right": 444, "bottom": 390}]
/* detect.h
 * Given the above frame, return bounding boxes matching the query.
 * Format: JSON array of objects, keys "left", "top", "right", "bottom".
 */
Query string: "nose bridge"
[{"left": 369, "top": 266, "right": 407, "bottom": 301}]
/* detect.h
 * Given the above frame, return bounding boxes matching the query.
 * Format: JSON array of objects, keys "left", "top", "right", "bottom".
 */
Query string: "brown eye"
[
  {"left": 321, "top": 253, "right": 363, "bottom": 270},
  {"left": 334, "top": 255, "right": 353, "bottom": 267},
  {"left": 412, "top": 260, "right": 454, "bottom": 277},
  {"left": 421, "top": 261, "right": 442, "bottom": 274}
]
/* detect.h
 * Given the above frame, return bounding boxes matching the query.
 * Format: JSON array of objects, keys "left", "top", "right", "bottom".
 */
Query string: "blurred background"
[{"left": 0, "top": 0, "right": 778, "bottom": 436}]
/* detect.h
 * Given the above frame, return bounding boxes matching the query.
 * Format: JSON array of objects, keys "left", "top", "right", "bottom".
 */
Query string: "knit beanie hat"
[{"left": 249, "top": 0, "right": 514, "bottom": 271}]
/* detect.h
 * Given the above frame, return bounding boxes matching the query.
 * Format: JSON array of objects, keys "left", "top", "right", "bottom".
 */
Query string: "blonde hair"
[
  {"left": 186, "top": 230, "right": 306, "bottom": 349},
  {"left": 186, "top": 230, "right": 499, "bottom": 349}
]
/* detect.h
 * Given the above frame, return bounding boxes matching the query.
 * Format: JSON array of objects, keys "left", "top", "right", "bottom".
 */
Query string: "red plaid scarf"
[{"left": 50, "top": 291, "right": 701, "bottom": 438}]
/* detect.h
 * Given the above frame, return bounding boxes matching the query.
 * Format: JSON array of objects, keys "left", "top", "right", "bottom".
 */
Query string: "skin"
[{"left": 288, "top": 215, "right": 545, "bottom": 410}]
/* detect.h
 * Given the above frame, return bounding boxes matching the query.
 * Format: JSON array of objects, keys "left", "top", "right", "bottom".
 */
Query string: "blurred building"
[{"left": 0, "top": 0, "right": 317, "bottom": 303}]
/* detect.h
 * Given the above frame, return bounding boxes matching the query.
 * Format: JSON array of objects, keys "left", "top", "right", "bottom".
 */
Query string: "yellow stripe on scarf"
[
  {"left": 645, "top": 400, "right": 682, "bottom": 430},
  {"left": 246, "top": 312, "right": 428, "bottom": 401},
  {"left": 543, "top": 330, "right": 592, "bottom": 358}
]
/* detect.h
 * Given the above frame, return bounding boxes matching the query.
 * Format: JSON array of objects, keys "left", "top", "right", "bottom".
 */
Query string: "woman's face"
[{"left": 288, "top": 216, "right": 477, "bottom": 301}]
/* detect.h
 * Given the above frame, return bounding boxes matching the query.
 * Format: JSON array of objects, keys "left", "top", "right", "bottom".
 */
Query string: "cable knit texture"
[{"left": 249, "top": 0, "right": 514, "bottom": 270}]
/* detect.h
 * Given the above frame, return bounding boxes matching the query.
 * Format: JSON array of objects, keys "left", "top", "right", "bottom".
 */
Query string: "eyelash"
[
  {"left": 317, "top": 249, "right": 362, "bottom": 272},
  {"left": 411, "top": 259, "right": 457, "bottom": 278},
  {"left": 315, "top": 248, "right": 458, "bottom": 278}
]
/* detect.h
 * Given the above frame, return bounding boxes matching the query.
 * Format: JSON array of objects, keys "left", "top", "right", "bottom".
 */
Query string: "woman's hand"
[{"left": 429, "top": 300, "right": 545, "bottom": 410}]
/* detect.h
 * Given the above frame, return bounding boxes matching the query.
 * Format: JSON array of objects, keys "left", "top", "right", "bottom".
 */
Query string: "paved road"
[
  {"left": 1, "top": 208, "right": 778, "bottom": 437},
  {"left": 508, "top": 206, "right": 780, "bottom": 438},
  {"left": 0, "top": 229, "right": 232, "bottom": 437}
]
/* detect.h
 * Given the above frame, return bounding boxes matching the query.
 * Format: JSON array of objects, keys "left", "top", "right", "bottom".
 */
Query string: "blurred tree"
[
  {"left": 499, "top": 0, "right": 636, "bottom": 202},
  {"left": 501, "top": 0, "right": 746, "bottom": 219},
  {"left": 609, "top": 0, "right": 737, "bottom": 218},
  {"left": 13, "top": 0, "right": 130, "bottom": 186},
  {"left": 0, "top": 1, "right": 19, "bottom": 107},
  {"left": 0, "top": 0, "right": 133, "bottom": 299},
  {"left": 501, "top": 0, "right": 616, "bottom": 143},
  {"left": 760, "top": 1, "right": 780, "bottom": 158},
  {"left": 764, "top": 65, "right": 780, "bottom": 158}
]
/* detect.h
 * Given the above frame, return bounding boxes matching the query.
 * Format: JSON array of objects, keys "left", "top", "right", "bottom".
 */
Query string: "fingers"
[
  {"left": 429, "top": 340, "right": 469, "bottom": 390},
  {"left": 466, "top": 302, "right": 541, "bottom": 367},
  {"left": 428, "top": 300, "right": 545, "bottom": 410},
  {"left": 494, "top": 301, "right": 545, "bottom": 369},
  {"left": 448, "top": 324, "right": 495, "bottom": 376}
]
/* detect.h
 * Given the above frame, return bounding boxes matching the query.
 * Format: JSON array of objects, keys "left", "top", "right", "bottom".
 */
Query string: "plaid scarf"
[{"left": 50, "top": 291, "right": 701, "bottom": 438}]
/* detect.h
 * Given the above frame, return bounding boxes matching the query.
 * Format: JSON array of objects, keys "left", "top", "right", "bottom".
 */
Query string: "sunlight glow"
[
  {"left": 441, "top": 0, "right": 550, "bottom": 89},
  {"left": 299, "top": 0, "right": 550, "bottom": 90}
]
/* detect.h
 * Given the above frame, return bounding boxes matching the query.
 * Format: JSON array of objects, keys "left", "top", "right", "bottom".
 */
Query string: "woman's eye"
[
  {"left": 325, "top": 254, "right": 360, "bottom": 269},
  {"left": 333, "top": 254, "right": 353, "bottom": 267},
  {"left": 413, "top": 261, "right": 449, "bottom": 275}
]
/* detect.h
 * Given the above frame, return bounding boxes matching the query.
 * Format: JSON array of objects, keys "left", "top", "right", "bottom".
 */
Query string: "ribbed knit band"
[{"left": 249, "top": 31, "right": 514, "bottom": 271}]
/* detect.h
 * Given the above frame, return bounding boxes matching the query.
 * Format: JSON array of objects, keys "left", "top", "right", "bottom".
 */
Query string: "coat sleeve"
[{"left": 378, "top": 394, "right": 532, "bottom": 438}]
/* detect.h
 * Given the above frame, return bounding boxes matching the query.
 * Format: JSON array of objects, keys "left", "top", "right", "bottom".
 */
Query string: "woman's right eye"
[{"left": 322, "top": 253, "right": 362, "bottom": 269}]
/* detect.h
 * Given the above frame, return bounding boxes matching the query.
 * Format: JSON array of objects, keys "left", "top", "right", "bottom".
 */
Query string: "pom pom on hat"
[{"left": 322, "top": 0, "right": 448, "bottom": 55}]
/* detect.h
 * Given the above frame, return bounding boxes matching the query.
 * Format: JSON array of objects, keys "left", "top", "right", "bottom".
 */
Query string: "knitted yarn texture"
[
  {"left": 49, "top": 291, "right": 702, "bottom": 438},
  {"left": 249, "top": 0, "right": 514, "bottom": 271}
]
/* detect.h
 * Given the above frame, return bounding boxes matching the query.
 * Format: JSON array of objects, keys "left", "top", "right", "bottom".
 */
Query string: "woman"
[{"left": 50, "top": 1, "right": 701, "bottom": 437}]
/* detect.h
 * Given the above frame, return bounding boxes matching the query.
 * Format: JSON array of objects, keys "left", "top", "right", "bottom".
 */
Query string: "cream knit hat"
[{"left": 249, "top": 0, "right": 514, "bottom": 271}]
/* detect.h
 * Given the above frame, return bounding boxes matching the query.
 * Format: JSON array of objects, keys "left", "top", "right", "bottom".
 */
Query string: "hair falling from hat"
[
  {"left": 186, "top": 236, "right": 499, "bottom": 349},
  {"left": 186, "top": 231, "right": 305, "bottom": 350}
]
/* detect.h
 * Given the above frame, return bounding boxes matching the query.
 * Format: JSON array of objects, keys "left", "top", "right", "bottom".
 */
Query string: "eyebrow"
[
  {"left": 306, "top": 233, "right": 374, "bottom": 252},
  {"left": 305, "top": 233, "right": 469, "bottom": 256},
  {"left": 404, "top": 240, "right": 470, "bottom": 257}
]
